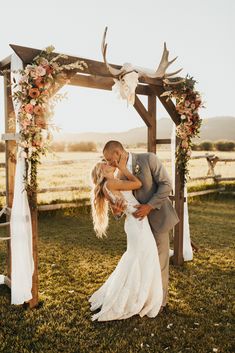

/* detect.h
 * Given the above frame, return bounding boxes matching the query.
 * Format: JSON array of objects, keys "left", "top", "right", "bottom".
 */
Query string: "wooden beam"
[
  {"left": 69, "top": 74, "right": 153, "bottom": 95},
  {"left": 134, "top": 95, "right": 152, "bottom": 127},
  {"left": 29, "top": 192, "right": 39, "bottom": 309},
  {"left": 152, "top": 86, "right": 181, "bottom": 125},
  {"left": 9, "top": 44, "right": 163, "bottom": 87},
  {"left": 38, "top": 201, "right": 89, "bottom": 212},
  {"left": 173, "top": 136, "right": 184, "bottom": 266},
  {"left": 1, "top": 133, "right": 20, "bottom": 141},
  {"left": 147, "top": 96, "right": 156, "bottom": 153},
  {"left": 0, "top": 55, "right": 11, "bottom": 73},
  {"left": 156, "top": 138, "right": 171, "bottom": 144}
]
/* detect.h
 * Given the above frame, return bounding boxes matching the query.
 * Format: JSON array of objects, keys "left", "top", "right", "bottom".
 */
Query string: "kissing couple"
[{"left": 89, "top": 140, "right": 179, "bottom": 321}]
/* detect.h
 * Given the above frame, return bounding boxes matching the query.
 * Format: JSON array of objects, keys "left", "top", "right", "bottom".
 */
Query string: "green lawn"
[{"left": 0, "top": 195, "right": 234, "bottom": 353}]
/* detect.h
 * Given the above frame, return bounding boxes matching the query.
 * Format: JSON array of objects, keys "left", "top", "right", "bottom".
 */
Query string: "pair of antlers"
[{"left": 101, "top": 26, "right": 183, "bottom": 82}]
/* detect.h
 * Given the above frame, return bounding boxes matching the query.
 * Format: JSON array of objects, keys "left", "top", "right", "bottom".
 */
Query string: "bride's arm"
[
  {"left": 107, "top": 169, "right": 142, "bottom": 191},
  {"left": 106, "top": 154, "right": 142, "bottom": 191}
]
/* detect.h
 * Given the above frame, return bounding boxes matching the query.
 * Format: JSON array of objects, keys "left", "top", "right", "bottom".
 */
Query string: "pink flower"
[
  {"left": 36, "top": 65, "right": 46, "bottom": 77},
  {"left": 184, "top": 100, "right": 190, "bottom": 107},
  {"left": 35, "top": 77, "right": 44, "bottom": 88},
  {"left": 181, "top": 140, "right": 189, "bottom": 149},
  {"left": 45, "top": 65, "right": 54, "bottom": 74},
  {"left": 187, "top": 149, "right": 192, "bottom": 157},
  {"left": 35, "top": 116, "right": 46, "bottom": 129},
  {"left": 24, "top": 104, "right": 34, "bottom": 114},
  {"left": 34, "top": 105, "right": 43, "bottom": 115},
  {"left": 191, "top": 103, "right": 196, "bottom": 110},
  {"left": 21, "top": 119, "right": 31, "bottom": 130}
]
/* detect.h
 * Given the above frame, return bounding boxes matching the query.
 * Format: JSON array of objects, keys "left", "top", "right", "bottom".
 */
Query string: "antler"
[
  {"left": 101, "top": 27, "right": 125, "bottom": 77},
  {"left": 139, "top": 42, "right": 182, "bottom": 79}
]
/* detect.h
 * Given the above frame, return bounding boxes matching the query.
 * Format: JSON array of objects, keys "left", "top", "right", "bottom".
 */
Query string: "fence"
[{"left": 0, "top": 153, "right": 234, "bottom": 212}]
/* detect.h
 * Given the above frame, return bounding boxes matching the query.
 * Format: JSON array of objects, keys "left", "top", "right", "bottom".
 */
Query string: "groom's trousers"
[{"left": 152, "top": 230, "right": 169, "bottom": 307}]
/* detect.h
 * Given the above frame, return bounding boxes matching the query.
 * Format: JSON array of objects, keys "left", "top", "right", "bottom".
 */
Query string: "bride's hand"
[{"left": 115, "top": 152, "right": 127, "bottom": 170}]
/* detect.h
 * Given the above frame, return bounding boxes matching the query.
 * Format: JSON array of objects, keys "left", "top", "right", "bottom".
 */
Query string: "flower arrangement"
[
  {"left": 134, "top": 163, "right": 141, "bottom": 175},
  {"left": 12, "top": 46, "right": 87, "bottom": 195},
  {"left": 162, "top": 75, "right": 204, "bottom": 185}
]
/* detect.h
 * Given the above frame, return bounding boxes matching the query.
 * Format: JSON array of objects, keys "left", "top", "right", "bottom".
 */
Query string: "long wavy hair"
[{"left": 90, "top": 162, "right": 109, "bottom": 238}]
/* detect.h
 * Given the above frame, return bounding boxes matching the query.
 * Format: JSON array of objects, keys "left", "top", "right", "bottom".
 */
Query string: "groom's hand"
[{"left": 132, "top": 204, "right": 153, "bottom": 220}]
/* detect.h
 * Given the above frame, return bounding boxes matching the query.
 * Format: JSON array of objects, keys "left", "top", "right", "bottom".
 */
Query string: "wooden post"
[
  {"left": 147, "top": 96, "right": 156, "bottom": 153},
  {"left": 173, "top": 137, "right": 184, "bottom": 266},
  {"left": 4, "top": 72, "right": 16, "bottom": 279},
  {"left": 28, "top": 170, "right": 39, "bottom": 308}
]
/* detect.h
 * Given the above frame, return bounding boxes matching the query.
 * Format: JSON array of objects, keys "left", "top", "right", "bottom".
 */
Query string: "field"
[
  {"left": 0, "top": 150, "right": 235, "bottom": 206},
  {"left": 0, "top": 194, "right": 234, "bottom": 352}
]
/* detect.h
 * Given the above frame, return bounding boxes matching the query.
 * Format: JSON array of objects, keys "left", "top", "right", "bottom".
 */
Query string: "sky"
[{"left": 0, "top": 0, "right": 234, "bottom": 134}]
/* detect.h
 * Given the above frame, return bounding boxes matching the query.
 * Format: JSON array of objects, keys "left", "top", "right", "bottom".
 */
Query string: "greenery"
[
  {"left": 0, "top": 196, "right": 234, "bottom": 353},
  {"left": 215, "top": 141, "right": 235, "bottom": 152},
  {"left": 192, "top": 141, "right": 235, "bottom": 152},
  {"left": 11, "top": 46, "right": 87, "bottom": 196},
  {"left": 67, "top": 142, "right": 97, "bottom": 152},
  {"left": 163, "top": 75, "right": 203, "bottom": 186}
]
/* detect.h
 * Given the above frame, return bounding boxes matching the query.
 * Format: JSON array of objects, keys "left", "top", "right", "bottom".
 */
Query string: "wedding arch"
[{"left": 0, "top": 33, "right": 202, "bottom": 308}]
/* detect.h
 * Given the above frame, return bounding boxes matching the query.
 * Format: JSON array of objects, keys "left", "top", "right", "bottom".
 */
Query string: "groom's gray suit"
[{"left": 129, "top": 152, "right": 179, "bottom": 306}]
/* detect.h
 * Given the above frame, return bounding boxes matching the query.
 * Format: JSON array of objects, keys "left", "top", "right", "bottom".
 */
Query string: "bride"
[{"left": 89, "top": 153, "right": 163, "bottom": 321}]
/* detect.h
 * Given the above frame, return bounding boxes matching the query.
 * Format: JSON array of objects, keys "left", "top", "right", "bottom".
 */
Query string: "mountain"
[{"left": 53, "top": 116, "right": 235, "bottom": 144}]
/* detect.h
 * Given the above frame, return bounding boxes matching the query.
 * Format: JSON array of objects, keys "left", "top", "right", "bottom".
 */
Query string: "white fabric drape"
[
  {"left": 170, "top": 124, "right": 193, "bottom": 261},
  {"left": 10, "top": 53, "right": 34, "bottom": 304}
]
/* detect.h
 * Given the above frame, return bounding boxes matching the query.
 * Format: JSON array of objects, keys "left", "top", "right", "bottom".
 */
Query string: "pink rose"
[
  {"left": 184, "top": 100, "right": 190, "bottom": 107},
  {"left": 24, "top": 104, "right": 34, "bottom": 114},
  {"left": 36, "top": 65, "right": 46, "bottom": 77},
  {"left": 187, "top": 149, "right": 192, "bottom": 157},
  {"left": 181, "top": 140, "right": 189, "bottom": 149},
  {"left": 191, "top": 103, "right": 196, "bottom": 110}
]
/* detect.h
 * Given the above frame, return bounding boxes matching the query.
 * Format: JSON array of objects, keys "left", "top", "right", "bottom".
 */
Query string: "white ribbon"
[
  {"left": 10, "top": 53, "right": 34, "bottom": 304},
  {"left": 112, "top": 69, "right": 139, "bottom": 105},
  {"left": 170, "top": 123, "right": 193, "bottom": 261}
]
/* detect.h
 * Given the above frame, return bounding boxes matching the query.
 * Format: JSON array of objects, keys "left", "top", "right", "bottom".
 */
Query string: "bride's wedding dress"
[{"left": 89, "top": 182, "right": 163, "bottom": 321}]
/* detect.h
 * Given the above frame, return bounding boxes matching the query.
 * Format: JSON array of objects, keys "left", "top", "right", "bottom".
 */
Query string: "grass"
[{"left": 0, "top": 195, "right": 234, "bottom": 353}]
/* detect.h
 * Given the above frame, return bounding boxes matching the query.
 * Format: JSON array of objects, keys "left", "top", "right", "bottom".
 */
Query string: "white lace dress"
[{"left": 89, "top": 182, "right": 163, "bottom": 321}]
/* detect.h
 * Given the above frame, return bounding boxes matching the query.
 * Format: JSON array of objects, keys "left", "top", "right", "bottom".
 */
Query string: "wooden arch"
[{"left": 0, "top": 45, "right": 185, "bottom": 308}]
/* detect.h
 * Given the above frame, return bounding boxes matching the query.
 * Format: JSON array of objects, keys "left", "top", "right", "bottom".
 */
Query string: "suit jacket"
[{"left": 129, "top": 152, "right": 179, "bottom": 235}]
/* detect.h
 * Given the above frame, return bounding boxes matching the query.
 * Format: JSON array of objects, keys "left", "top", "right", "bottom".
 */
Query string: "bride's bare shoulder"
[{"left": 103, "top": 180, "right": 122, "bottom": 198}]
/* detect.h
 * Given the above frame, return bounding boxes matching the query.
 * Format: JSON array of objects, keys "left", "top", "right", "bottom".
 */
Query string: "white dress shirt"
[{"left": 126, "top": 152, "right": 132, "bottom": 172}]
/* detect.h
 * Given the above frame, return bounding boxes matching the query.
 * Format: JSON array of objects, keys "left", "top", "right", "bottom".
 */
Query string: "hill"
[{"left": 53, "top": 116, "right": 235, "bottom": 144}]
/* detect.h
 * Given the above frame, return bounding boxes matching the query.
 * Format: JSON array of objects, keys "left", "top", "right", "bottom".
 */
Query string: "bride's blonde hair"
[{"left": 90, "top": 162, "right": 109, "bottom": 238}]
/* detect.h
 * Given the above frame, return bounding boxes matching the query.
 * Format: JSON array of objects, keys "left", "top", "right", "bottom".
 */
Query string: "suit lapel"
[
  {"left": 131, "top": 153, "right": 137, "bottom": 174},
  {"left": 131, "top": 153, "right": 138, "bottom": 198}
]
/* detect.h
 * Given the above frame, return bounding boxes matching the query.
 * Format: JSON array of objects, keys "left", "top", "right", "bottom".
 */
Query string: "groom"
[{"left": 103, "top": 140, "right": 179, "bottom": 312}]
